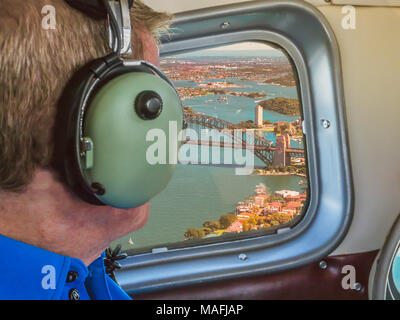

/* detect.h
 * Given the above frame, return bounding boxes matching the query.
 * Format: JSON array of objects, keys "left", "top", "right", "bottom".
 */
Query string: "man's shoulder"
[
  {"left": 0, "top": 234, "right": 131, "bottom": 300},
  {"left": 0, "top": 234, "right": 70, "bottom": 299}
]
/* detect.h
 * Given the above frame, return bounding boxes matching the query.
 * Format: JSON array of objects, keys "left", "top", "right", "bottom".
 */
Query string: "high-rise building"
[{"left": 255, "top": 104, "right": 263, "bottom": 127}]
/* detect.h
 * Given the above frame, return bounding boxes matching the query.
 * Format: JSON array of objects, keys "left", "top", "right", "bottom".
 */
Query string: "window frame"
[{"left": 116, "top": 0, "right": 353, "bottom": 296}]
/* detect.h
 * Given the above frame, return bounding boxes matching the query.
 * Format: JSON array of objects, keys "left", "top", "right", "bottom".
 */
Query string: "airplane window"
[{"left": 113, "top": 42, "right": 308, "bottom": 254}]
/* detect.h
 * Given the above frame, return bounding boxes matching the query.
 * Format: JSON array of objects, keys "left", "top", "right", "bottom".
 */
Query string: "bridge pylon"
[{"left": 272, "top": 133, "right": 291, "bottom": 168}]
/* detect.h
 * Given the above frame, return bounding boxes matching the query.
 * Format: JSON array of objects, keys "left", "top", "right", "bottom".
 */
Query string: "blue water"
[
  {"left": 176, "top": 78, "right": 299, "bottom": 125},
  {"left": 116, "top": 165, "right": 305, "bottom": 251},
  {"left": 114, "top": 74, "right": 305, "bottom": 251},
  {"left": 179, "top": 78, "right": 301, "bottom": 148}
]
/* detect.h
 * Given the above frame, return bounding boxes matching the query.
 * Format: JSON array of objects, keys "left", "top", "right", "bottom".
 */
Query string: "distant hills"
[{"left": 171, "top": 50, "right": 286, "bottom": 59}]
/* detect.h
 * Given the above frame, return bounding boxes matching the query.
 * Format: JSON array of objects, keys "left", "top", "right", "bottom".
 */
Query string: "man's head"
[
  {"left": 0, "top": 0, "right": 171, "bottom": 264},
  {"left": 0, "top": 0, "right": 170, "bottom": 191}
]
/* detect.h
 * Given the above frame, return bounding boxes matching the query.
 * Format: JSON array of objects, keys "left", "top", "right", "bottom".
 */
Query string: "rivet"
[
  {"left": 319, "top": 260, "right": 328, "bottom": 270},
  {"left": 220, "top": 21, "right": 230, "bottom": 29},
  {"left": 238, "top": 253, "right": 247, "bottom": 261},
  {"left": 321, "top": 119, "right": 330, "bottom": 129}
]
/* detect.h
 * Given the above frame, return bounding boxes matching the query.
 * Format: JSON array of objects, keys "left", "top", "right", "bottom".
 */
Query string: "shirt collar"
[{"left": 0, "top": 234, "right": 96, "bottom": 299}]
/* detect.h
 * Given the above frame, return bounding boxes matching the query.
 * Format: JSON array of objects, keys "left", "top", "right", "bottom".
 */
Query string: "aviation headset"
[{"left": 56, "top": 0, "right": 183, "bottom": 209}]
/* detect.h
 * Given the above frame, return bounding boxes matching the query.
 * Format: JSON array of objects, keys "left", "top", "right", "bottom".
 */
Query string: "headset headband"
[
  {"left": 66, "top": 0, "right": 133, "bottom": 56},
  {"left": 105, "top": 0, "right": 133, "bottom": 55},
  {"left": 65, "top": 0, "right": 134, "bottom": 20}
]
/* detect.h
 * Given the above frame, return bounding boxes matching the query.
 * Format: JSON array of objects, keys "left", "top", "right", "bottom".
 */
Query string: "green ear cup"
[{"left": 82, "top": 72, "right": 183, "bottom": 209}]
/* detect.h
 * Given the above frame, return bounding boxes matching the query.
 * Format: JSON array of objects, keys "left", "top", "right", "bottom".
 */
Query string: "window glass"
[{"left": 113, "top": 42, "right": 308, "bottom": 253}]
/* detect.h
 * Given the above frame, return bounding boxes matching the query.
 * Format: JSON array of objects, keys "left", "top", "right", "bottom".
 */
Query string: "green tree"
[
  {"left": 298, "top": 167, "right": 306, "bottom": 174},
  {"left": 248, "top": 217, "right": 257, "bottom": 225},
  {"left": 203, "top": 220, "right": 221, "bottom": 231},
  {"left": 257, "top": 217, "right": 267, "bottom": 225},
  {"left": 184, "top": 227, "right": 206, "bottom": 240}
]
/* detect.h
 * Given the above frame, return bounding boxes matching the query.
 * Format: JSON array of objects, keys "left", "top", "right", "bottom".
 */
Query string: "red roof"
[
  {"left": 269, "top": 202, "right": 282, "bottom": 207},
  {"left": 286, "top": 201, "right": 302, "bottom": 209}
]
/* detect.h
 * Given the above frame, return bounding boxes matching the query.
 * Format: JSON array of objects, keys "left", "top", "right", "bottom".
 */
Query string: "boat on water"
[{"left": 218, "top": 96, "right": 228, "bottom": 103}]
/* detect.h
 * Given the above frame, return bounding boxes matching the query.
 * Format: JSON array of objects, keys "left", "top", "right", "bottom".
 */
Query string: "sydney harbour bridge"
[{"left": 183, "top": 111, "right": 304, "bottom": 167}]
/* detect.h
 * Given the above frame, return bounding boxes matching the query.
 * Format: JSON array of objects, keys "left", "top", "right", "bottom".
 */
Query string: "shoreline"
[{"left": 253, "top": 171, "right": 307, "bottom": 178}]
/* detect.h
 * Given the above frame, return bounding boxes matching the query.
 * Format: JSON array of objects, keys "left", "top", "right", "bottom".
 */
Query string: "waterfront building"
[
  {"left": 237, "top": 213, "right": 252, "bottom": 221},
  {"left": 236, "top": 205, "right": 251, "bottom": 214},
  {"left": 254, "top": 195, "right": 269, "bottom": 207},
  {"left": 282, "top": 208, "right": 297, "bottom": 217},
  {"left": 244, "top": 201, "right": 254, "bottom": 209},
  {"left": 276, "top": 121, "right": 289, "bottom": 127},
  {"left": 275, "top": 190, "right": 300, "bottom": 198},
  {"left": 286, "top": 201, "right": 303, "bottom": 210},
  {"left": 285, "top": 194, "right": 301, "bottom": 202},
  {"left": 265, "top": 202, "right": 283, "bottom": 214}
]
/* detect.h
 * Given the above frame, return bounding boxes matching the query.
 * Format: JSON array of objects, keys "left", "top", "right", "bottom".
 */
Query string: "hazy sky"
[
  {"left": 205, "top": 42, "right": 276, "bottom": 51},
  {"left": 171, "top": 41, "right": 285, "bottom": 58}
]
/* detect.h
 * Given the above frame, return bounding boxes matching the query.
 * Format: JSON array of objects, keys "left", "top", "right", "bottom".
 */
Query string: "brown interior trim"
[{"left": 134, "top": 250, "right": 379, "bottom": 300}]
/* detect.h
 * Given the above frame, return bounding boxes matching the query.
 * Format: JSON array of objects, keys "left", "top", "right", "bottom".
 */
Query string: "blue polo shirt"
[{"left": 0, "top": 234, "right": 131, "bottom": 300}]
